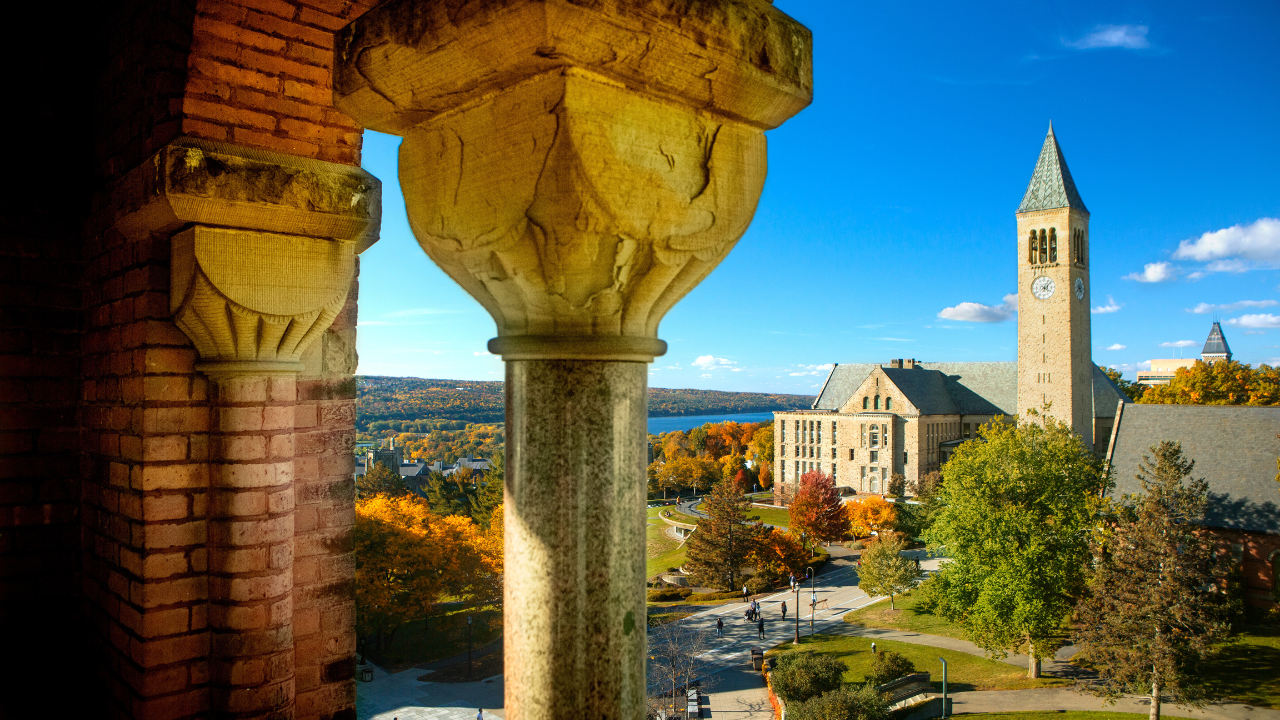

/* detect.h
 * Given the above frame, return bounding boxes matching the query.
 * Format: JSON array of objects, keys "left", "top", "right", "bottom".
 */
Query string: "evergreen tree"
[
  {"left": 683, "top": 479, "right": 764, "bottom": 590},
  {"left": 470, "top": 452, "right": 505, "bottom": 528},
  {"left": 1072, "top": 441, "right": 1231, "bottom": 720},
  {"left": 424, "top": 471, "right": 471, "bottom": 517},
  {"left": 924, "top": 414, "right": 1108, "bottom": 677},
  {"left": 357, "top": 461, "right": 408, "bottom": 499},
  {"left": 857, "top": 533, "right": 919, "bottom": 610}
]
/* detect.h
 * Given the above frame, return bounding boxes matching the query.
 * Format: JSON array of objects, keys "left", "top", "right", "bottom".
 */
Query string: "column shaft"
[
  {"left": 208, "top": 373, "right": 297, "bottom": 718},
  {"left": 504, "top": 360, "right": 648, "bottom": 719}
]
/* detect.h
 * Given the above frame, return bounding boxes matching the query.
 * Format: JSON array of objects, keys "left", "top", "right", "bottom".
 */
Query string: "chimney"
[
  {"left": 889, "top": 359, "right": 903, "bottom": 368},
  {"left": 904, "top": 358, "right": 916, "bottom": 369}
]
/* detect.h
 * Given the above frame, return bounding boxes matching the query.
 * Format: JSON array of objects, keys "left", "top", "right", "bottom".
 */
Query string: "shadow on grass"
[{"left": 1202, "top": 626, "right": 1280, "bottom": 708}]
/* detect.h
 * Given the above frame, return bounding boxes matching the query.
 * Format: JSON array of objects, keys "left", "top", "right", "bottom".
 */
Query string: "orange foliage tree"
[
  {"left": 747, "top": 527, "right": 811, "bottom": 582},
  {"left": 354, "top": 495, "right": 502, "bottom": 648},
  {"left": 1139, "top": 360, "right": 1280, "bottom": 406},
  {"left": 846, "top": 495, "right": 897, "bottom": 538},
  {"left": 789, "top": 470, "right": 848, "bottom": 547}
]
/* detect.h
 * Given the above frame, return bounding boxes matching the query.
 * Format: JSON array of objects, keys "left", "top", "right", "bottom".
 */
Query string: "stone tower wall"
[{"left": 1016, "top": 207, "right": 1093, "bottom": 447}]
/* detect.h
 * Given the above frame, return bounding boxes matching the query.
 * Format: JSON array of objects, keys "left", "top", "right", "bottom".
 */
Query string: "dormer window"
[
  {"left": 885, "top": 397, "right": 892, "bottom": 411},
  {"left": 874, "top": 395, "right": 881, "bottom": 410},
  {"left": 862, "top": 397, "right": 868, "bottom": 410}
]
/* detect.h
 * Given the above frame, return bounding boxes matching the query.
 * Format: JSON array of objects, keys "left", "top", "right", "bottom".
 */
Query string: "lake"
[{"left": 646, "top": 411, "right": 779, "bottom": 435}]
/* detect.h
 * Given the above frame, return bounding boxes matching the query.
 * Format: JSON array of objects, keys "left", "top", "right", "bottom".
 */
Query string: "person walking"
[
  {"left": 781, "top": 601, "right": 787, "bottom": 620},
  {"left": 716, "top": 617, "right": 724, "bottom": 638},
  {"left": 477, "top": 711, "right": 484, "bottom": 720},
  {"left": 743, "top": 585, "right": 749, "bottom": 602},
  {"left": 757, "top": 616, "right": 765, "bottom": 640}
]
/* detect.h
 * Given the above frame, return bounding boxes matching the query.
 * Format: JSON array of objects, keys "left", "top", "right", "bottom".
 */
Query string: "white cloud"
[
  {"left": 1106, "top": 343, "right": 1126, "bottom": 351},
  {"left": 692, "top": 355, "right": 736, "bottom": 369},
  {"left": 1227, "top": 313, "right": 1280, "bottom": 329},
  {"left": 1245, "top": 330, "right": 1267, "bottom": 335},
  {"left": 1206, "top": 259, "right": 1251, "bottom": 274},
  {"left": 937, "top": 293, "right": 1018, "bottom": 323},
  {"left": 700, "top": 373, "right": 713, "bottom": 379},
  {"left": 1187, "top": 299, "right": 1278, "bottom": 314},
  {"left": 1172, "top": 218, "right": 1280, "bottom": 263},
  {"left": 1187, "top": 271, "right": 1206, "bottom": 281},
  {"left": 1160, "top": 340, "right": 1197, "bottom": 348},
  {"left": 1065, "top": 24, "right": 1150, "bottom": 49},
  {"left": 1140, "top": 360, "right": 1152, "bottom": 371},
  {"left": 1092, "top": 295, "right": 1123, "bottom": 314},
  {"left": 1124, "top": 262, "right": 1176, "bottom": 283}
]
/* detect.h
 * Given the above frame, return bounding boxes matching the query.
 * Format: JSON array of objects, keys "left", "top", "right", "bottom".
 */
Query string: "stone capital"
[{"left": 335, "top": 0, "right": 811, "bottom": 361}]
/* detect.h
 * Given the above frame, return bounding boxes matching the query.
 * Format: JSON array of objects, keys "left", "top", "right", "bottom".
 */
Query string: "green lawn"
[
  {"left": 843, "top": 589, "right": 969, "bottom": 642},
  {"left": 1202, "top": 625, "right": 1280, "bottom": 708},
  {"left": 660, "top": 507, "right": 702, "bottom": 525},
  {"left": 961, "top": 714, "right": 1154, "bottom": 720},
  {"left": 766, "top": 633, "right": 1069, "bottom": 692},
  {"left": 647, "top": 506, "right": 689, "bottom": 578},
  {"left": 364, "top": 606, "right": 502, "bottom": 672},
  {"left": 693, "top": 501, "right": 791, "bottom": 528}
]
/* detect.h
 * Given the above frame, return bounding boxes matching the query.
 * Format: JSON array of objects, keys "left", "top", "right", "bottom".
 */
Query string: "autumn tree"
[
  {"left": 688, "top": 426, "right": 709, "bottom": 456},
  {"left": 662, "top": 431, "right": 690, "bottom": 461},
  {"left": 1139, "top": 360, "right": 1280, "bottom": 406},
  {"left": 857, "top": 533, "right": 919, "bottom": 610},
  {"left": 357, "top": 461, "right": 407, "bottom": 499},
  {"left": 846, "top": 496, "right": 896, "bottom": 538},
  {"left": 1100, "top": 365, "right": 1148, "bottom": 402},
  {"left": 759, "top": 465, "right": 774, "bottom": 490},
  {"left": 746, "top": 527, "right": 810, "bottom": 584},
  {"left": 750, "top": 423, "right": 775, "bottom": 475},
  {"left": 683, "top": 478, "right": 764, "bottom": 590},
  {"left": 656, "top": 456, "right": 719, "bottom": 497},
  {"left": 924, "top": 414, "right": 1108, "bottom": 677},
  {"left": 354, "top": 494, "right": 495, "bottom": 649},
  {"left": 788, "top": 470, "right": 847, "bottom": 548},
  {"left": 721, "top": 452, "right": 746, "bottom": 484},
  {"left": 1072, "top": 442, "right": 1231, "bottom": 720},
  {"left": 886, "top": 472, "right": 906, "bottom": 497}
]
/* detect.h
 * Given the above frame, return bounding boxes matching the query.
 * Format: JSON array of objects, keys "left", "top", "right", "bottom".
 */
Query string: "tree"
[
  {"left": 357, "top": 461, "right": 407, "bottom": 499},
  {"left": 683, "top": 478, "right": 763, "bottom": 590},
  {"left": 656, "top": 456, "right": 719, "bottom": 497},
  {"left": 662, "top": 430, "right": 691, "bottom": 461},
  {"left": 788, "top": 684, "right": 890, "bottom": 720},
  {"left": 789, "top": 470, "right": 847, "bottom": 548},
  {"left": 768, "top": 652, "right": 846, "bottom": 704},
  {"left": 759, "top": 465, "right": 774, "bottom": 490},
  {"left": 721, "top": 452, "right": 746, "bottom": 483},
  {"left": 886, "top": 472, "right": 906, "bottom": 497},
  {"left": 746, "top": 527, "right": 810, "bottom": 583},
  {"left": 689, "top": 426, "right": 709, "bottom": 456},
  {"left": 846, "top": 496, "right": 896, "bottom": 538},
  {"left": 1139, "top": 360, "right": 1280, "bottom": 406},
  {"left": 423, "top": 471, "right": 472, "bottom": 517},
  {"left": 470, "top": 451, "right": 504, "bottom": 527},
  {"left": 857, "top": 533, "right": 919, "bottom": 610},
  {"left": 924, "top": 414, "right": 1108, "bottom": 677},
  {"left": 866, "top": 650, "right": 917, "bottom": 686},
  {"left": 1101, "top": 365, "right": 1149, "bottom": 402},
  {"left": 750, "top": 422, "right": 775, "bottom": 474},
  {"left": 1072, "top": 442, "right": 1231, "bottom": 720},
  {"left": 647, "top": 620, "right": 715, "bottom": 718},
  {"left": 353, "top": 494, "right": 494, "bottom": 649}
]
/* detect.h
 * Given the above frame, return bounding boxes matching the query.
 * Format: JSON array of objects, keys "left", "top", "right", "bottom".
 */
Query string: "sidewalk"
[{"left": 951, "top": 688, "right": 1280, "bottom": 720}]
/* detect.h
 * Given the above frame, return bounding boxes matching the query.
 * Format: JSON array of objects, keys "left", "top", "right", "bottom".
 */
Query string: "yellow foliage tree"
[
  {"left": 354, "top": 495, "right": 497, "bottom": 647},
  {"left": 847, "top": 496, "right": 897, "bottom": 538},
  {"left": 1140, "top": 360, "right": 1280, "bottom": 406},
  {"left": 747, "top": 527, "right": 810, "bottom": 581}
]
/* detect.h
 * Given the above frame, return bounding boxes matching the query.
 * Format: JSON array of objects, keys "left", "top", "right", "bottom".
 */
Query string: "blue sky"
[{"left": 353, "top": 0, "right": 1280, "bottom": 395}]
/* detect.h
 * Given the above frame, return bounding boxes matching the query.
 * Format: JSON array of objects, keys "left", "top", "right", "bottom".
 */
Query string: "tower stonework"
[{"left": 1016, "top": 125, "right": 1093, "bottom": 447}]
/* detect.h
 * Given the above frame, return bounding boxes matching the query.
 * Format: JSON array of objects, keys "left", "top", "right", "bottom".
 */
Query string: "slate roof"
[
  {"left": 1107, "top": 404, "right": 1280, "bottom": 534},
  {"left": 1017, "top": 124, "right": 1088, "bottom": 214},
  {"left": 1203, "top": 321, "right": 1232, "bottom": 357},
  {"left": 812, "top": 362, "right": 1126, "bottom": 419}
]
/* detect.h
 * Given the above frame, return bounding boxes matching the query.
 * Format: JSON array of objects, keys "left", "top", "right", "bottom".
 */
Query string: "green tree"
[
  {"left": 1100, "top": 365, "right": 1149, "bottom": 402},
  {"left": 866, "top": 650, "right": 917, "bottom": 686},
  {"left": 768, "top": 652, "right": 846, "bottom": 704},
  {"left": 423, "top": 471, "right": 471, "bottom": 517},
  {"left": 683, "top": 479, "right": 763, "bottom": 590},
  {"left": 470, "top": 452, "right": 504, "bottom": 528},
  {"left": 1072, "top": 441, "right": 1231, "bottom": 720},
  {"left": 924, "top": 414, "right": 1108, "bottom": 677},
  {"left": 356, "top": 461, "right": 407, "bottom": 499},
  {"left": 1138, "top": 360, "right": 1280, "bottom": 406},
  {"left": 788, "top": 684, "right": 889, "bottom": 720},
  {"left": 857, "top": 533, "right": 919, "bottom": 610},
  {"left": 689, "top": 426, "right": 709, "bottom": 456}
]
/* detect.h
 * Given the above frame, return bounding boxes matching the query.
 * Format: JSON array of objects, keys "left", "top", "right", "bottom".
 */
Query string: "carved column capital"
[{"left": 335, "top": 0, "right": 811, "bottom": 361}]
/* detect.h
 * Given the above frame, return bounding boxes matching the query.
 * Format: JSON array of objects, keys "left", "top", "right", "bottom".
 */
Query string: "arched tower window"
[
  {"left": 862, "top": 397, "right": 868, "bottom": 409},
  {"left": 874, "top": 395, "right": 880, "bottom": 410},
  {"left": 1048, "top": 228, "right": 1057, "bottom": 263},
  {"left": 885, "top": 397, "right": 892, "bottom": 410},
  {"left": 1028, "top": 230, "right": 1037, "bottom": 264},
  {"left": 869, "top": 426, "right": 879, "bottom": 447},
  {"left": 1039, "top": 229, "right": 1048, "bottom": 264}
]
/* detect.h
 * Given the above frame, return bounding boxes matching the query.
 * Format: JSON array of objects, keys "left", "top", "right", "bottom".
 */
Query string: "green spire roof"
[{"left": 1017, "top": 123, "right": 1088, "bottom": 214}]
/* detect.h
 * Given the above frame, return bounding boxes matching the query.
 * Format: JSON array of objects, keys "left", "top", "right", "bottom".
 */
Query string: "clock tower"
[{"left": 1016, "top": 124, "right": 1093, "bottom": 446}]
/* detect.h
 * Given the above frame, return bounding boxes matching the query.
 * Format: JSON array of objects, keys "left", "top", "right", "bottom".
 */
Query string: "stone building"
[
  {"left": 774, "top": 126, "right": 1128, "bottom": 501},
  {"left": 0, "top": 1, "right": 812, "bottom": 718},
  {"left": 1136, "top": 321, "right": 1233, "bottom": 386}
]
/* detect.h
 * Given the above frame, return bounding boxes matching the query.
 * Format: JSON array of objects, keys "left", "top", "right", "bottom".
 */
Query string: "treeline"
[
  {"left": 648, "top": 420, "right": 775, "bottom": 497},
  {"left": 356, "top": 375, "right": 813, "bottom": 428},
  {"left": 390, "top": 424, "right": 504, "bottom": 467}
]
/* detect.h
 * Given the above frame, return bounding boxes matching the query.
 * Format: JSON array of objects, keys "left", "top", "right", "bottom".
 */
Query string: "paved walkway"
[{"left": 355, "top": 660, "right": 504, "bottom": 720}]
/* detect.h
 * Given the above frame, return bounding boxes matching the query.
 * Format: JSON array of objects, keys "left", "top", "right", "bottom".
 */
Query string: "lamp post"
[
  {"left": 467, "top": 616, "right": 474, "bottom": 680},
  {"left": 794, "top": 567, "right": 812, "bottom": 644},
  {"left": 938, "top": 657, "right": 948, "bottom": 718},
  {"left": 809, "top": 567, "right": 817, "bottom": 635}
]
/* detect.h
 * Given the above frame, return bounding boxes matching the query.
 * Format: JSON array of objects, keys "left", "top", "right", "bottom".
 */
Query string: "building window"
[
  {"left": 882, "top": 424, "right": 888, "bottom": 448},
  {"left": 870, "top": 450, "right": 879, "bottom": 463},
  {"left": 904, "top": 451, "right": 908, "bottom": 464},
  {"left": 810, "top": 446, "right": 815, "bottom": 458},
  {"left": 871, "top": 479, "right": 878, "bottom": 493},
  {"left": 809, "top": 421, "right": 814, "bottom": 443},
  {"left": 832, "top": 421, "right": 837, "bottom": 444},
  {"left": 874, "top": 395, "right": 881, "bottom": 410},
  {"left": 1028, "top": 230, "right": 1037, "bottom": 264},
  {"left": 881, "top": 467, "right": 888, "bottom": 482},
  {"left": 885, "top": 397, "right": 892, "bottom": 410},
  {"left": 817, "top": 422, "right": 821, "bottom": 444},
  {"left": 861, "top": 424, "right": 867, "bottom": 447},
  {"left": 1048, "top": 227, "right": 1057, "bottom": 262},
  {"left": 831, "top": 447, "right": 836, "bottom": 459},
  {"left": 780, "top": 445, "right": 785, "bottom": 458},
  {"left": 795, "top": 420, "right": 800, "bottom": 440},
  {"left": 862, "top": 397, "right": 868, "bottom": 409},
  {"left": 870, "top": 426, "right": 879, "bottom": 447},
  {"left": 795, "top": 461, "right": 799, "bottom": 477},
  {"left": 779, "top": 420, "right": 785, "bottom": 442},
  {"left": 832, "top": 464, "right": 837, "bottom": 480},
  {"left": 1039, "top": 229, "right": 1048, "bottom": 264},
  {"left": 780, "top": 462, "right": 784, "bottom": 481},
  {"left": 963, "top": 422, "right": 971, "bottom": 438},
  {"left": 849, "top": 449, "right": 855, "bottom": 461}
]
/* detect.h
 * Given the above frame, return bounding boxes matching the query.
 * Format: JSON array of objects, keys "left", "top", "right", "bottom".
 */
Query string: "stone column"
[
  {"left": 115, "top": 138, "right": 380, "bottom": 718},
  {"left": 335, "top": 2, "right": 811, "bottom": 717}
]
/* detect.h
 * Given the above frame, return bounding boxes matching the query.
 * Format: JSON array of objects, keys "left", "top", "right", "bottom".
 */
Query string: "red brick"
[
  {"left": 198, "top": 17, "right": 288, "bottom": 53},
  {"left": 131, "top": 687, "right": 210, "bottom": 718},
  {"left": 211, "top": 547, "right": 268, "bottom": 574},
  {"left": 136, "top": 576, "right": 208, "bottom": 609},
  {"left": 297, "top": 6, "right": 348, "bottom": 31},
  {"left": 144, "top": 347, "right": 196, "bottom": 374},
  {"left": 244, "top": 12, "right": 333, "bottom": 48},
  {"left": 140, "top": 464, "right": 208, "bottom": 491},
  {"left": 143, "top": 495, "right": 190, "bottom": 522},
  {"left": 282, "top": 79, "right": 330, "bottom": 105},
  {"left": 142, "top": 552, "right": 189, "bottom": 579},
  {"left": 233, "top": 88, "right": 324, "bottom": 122},
  {"left": 185, "top": 74, "right": 233, "bottom": 101},
  {"left": 238, "top": 0, "right": 299, "bottom": 20},
  {"left": 232, "top": 127, "right": 320, "bottom": 157},
  {"left": 132, "top": 632, "right": 209, "bottom": 668},
  {"left": 190, "top": 55, "right": 282, "bottom": 94},
  {"left": 144, "top": 520, "right": 207, "bottom": 550},
  {"left": 143, "top": 435, "right": 188, "bottom": 462}
]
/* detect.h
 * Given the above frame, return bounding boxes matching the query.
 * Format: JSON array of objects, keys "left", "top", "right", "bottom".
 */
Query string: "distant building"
[
  {"left": 1107, "top": 404, "right": 1280, "bottom": 609},
  {"left": 1136, "top": 321, "right": 1233, "bottom": 386}
]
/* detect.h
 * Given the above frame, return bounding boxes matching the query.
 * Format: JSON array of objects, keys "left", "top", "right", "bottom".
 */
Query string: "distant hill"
[{"left": 356, "top": 376, "right": 814, "bottom": 429}]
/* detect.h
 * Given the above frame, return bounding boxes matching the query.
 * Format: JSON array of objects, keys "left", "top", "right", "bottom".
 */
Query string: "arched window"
[
  {"left": 1048, "top": 228, "right": 1057, "bottom": 263},
  {"left": 1039, "top": 229, "right": 1048, "bottom": 264},
  {"left": 874, "top": 395, "right": 880, "bottom": 410},
  {"left": 862, "top": 397, "right": 869, "bottom": 409},
  {"left": 885, "top": 397, "right": 892, "bottom": 410},
  {"left": 1028, "top": 230, "right": 1037, "bottom": 264},
  {"left": 870, "top": 479, "right": 878, "bottom": 493},
  {"left": 869, "top": 426, "right": 879, "bottom": 447}
]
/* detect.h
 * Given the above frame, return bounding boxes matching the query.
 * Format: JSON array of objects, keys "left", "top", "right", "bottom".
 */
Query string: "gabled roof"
[
  {"left": 1107, "top": 404, "right": 1280, "bottom": 534},
  {"left": 881, "top": 367, "right": 958, "bottom": 415},
  {"left": 1017, "top": 124, "right": 1088, "bottom": 214},
  {"left": 927, "top": 362, "right": 1018, "bottom": 416},
  {"left": 1203, "top": 321, "right": 1232, "bottom": 357},
  {"left": 1093, "top": 365, "right": 1131, "bottom": 419},
  {"left": 813, "top": 364, "right": 880, "bottom": 410}
]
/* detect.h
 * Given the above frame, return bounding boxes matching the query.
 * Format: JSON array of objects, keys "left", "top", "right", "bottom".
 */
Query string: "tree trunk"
[
  {"left": 889, "top": 593, "right": 895, "bottom": 610},
  {"left": 1150, "top": 679, "right": 1161, "bottom": 720},
  {"left": 1026, "top": 637, "right": 1040, "bottom": 678}
]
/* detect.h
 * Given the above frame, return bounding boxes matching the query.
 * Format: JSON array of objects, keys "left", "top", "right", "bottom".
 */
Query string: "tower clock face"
[
  {"left": 1075, "top": 277, "right": 1085, "bottom": 300},
  {"left": 1031, "top": 276, "right": 1056, "bottom": 300}
]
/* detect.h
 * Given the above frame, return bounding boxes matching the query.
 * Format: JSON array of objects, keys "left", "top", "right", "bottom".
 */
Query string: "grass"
[
  {"left": 843, "top": 589, "right": 969, "bottom": 642},
  {"left": 364, "top": 606, "right": 502, "bottom": 672},
  {"left": 660, "top": 507, "right": 702, "bottom": 525},
  {"left": 960, "top": 714, "right": 1154, "bottom": 720},
  {"left": 647, "top": 506, "right": 689, "bottom": 578},
  {"left": 692, "top": 501, "right": 791, "bottom": 528},
  {"left": 1202, "top": 625, "right": 1280, "bottom": 708},
  {"left": 766, "top": 633, "right": 1070, "bottom": 692}
]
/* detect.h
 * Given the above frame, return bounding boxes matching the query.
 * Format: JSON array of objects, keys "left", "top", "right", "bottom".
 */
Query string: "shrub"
[
  {"left": 787, "top": 684, "right": 890, "bottom": 720},
  {"left": 746, "top": 574, "right": 773, "bottom": 594},
  {"left": 768, "top": 652, "right": 846, "bottom": 704},
  {"left": 687, "top": 591, "right": 741, "bottom": 602},
  {"left": 845, "top": 540, "right": 865, "bottom": 550},
  {"left": 805, "top": 552, "right": 831, "bottom": 574},
  {"left": 646, "top": 587, "right": 693, "bottom": 602},
  {"left": 866, "top": 650, "right": 916, "bottom": 687}
]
